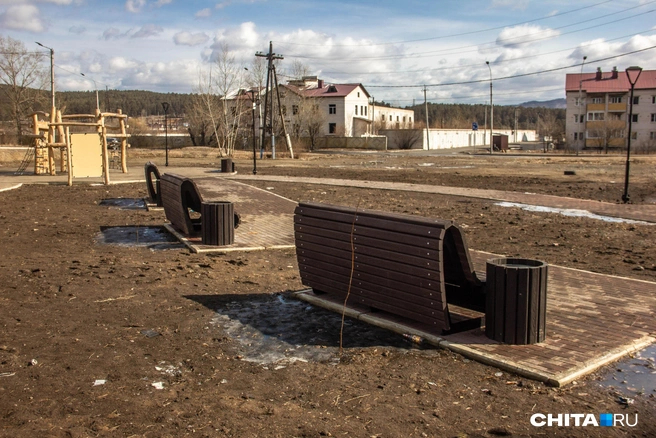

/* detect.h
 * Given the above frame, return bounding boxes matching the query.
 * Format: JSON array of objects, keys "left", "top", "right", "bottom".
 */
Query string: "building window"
[
  {"left": 631, "top": 131, "right": 638, "bottom": 140},
  {"left": 591, "top": 97, "right": 603, "bottom": 104},
  {"left": 575, "top": 97, "right": 585, "bottom": 106},
  {"left": 329, "top": 104, "right": 336, "bottom": 114},
  {"left": 574, "top": 132, "right": 578, "bottom": 140},
  {"left": 609, "top": 96, "right": 622, "bottom": 103},
  {"left": 651, "top": 132, "right": 655, "bottom": 140},
  {"left": 652, "top": 96, "right": 656, "bottom": 104},
  {"left": 364, "top": 106, "right": 367, "bottom": 116},
  {"left": 396, "top": 116, "right": 399, "bottom": 122},
  {"left": 355, "top": 105, "right": 358, "bottom": 116},
  {"left": 651, "top": 113, "right": 656, "bottom": 122},
  {"left": 633, "top": 96, "right": 640, "bottom": 105},
  {"left": 409, "top": 117, "right": 412, "bottom": 124},
  {"left": 389, "top": 115, "right": 392, "bottom": 121},
  {"left": 357, "top": 92, "right": 360, "bottom": 97},
  {"left": 292, "top": 105, "right": 298, "bottom": 115},
  {"left": 632, "top": 114, "right": 639, "bottom": 123},
  {"left": 329, "top": 123, "right": 336, "bottom": 134},
  {"left": 579, "top": 115, "right": 585, "bottom": 123},
  {"left": 381, "top": 114, "right": 385, "bottom": 121},
  {"left": 281, "top": 105, "right": 287, "bottom": 116},
  {"left": 587, "top": 112, "right": 604, "bottom": 121}
]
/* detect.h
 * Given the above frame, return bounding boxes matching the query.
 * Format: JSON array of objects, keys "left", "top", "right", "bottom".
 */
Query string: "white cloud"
[
  {"left": 131, "top": 24, "right": 163, "bottom": 38},
  {"left": 195, "top": 8, "right": 211, "bottom": 18},
  {"left": 0, "top": 5, "right": 44, "bottom": 32},
  {"left": 215, "top": 1, "right": 231, "bottom": 9},
  {"left": 496, "top": 24, "right": 559, "bottom": 48},
  {"left": 125, "top": 0, "right": 146, "bottom": 13},
  {"left": 155, "top": 0, "right": 172, "bottom": 6},
  {"left": 102, "top": 27, "right": 130, "bottom": 40},
  {"left": 69, "top": 25, "right": 86, "bottom": 34},
  {"left": 174, "top": 31, "right": 210, "bottom": 46}
]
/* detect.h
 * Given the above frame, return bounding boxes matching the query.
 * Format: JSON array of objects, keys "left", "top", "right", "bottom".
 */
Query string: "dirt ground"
[{"left": 0, "top": 150, "right": 655, "bottom": 437}]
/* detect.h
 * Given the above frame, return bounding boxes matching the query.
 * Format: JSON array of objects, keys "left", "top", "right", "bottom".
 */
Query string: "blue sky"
[{"left": 1, "top": 0, "right": 655, "bottom": 107}]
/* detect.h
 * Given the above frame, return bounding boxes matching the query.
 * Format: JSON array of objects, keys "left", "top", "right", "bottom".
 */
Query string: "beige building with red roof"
[
  {"left": 280, "top": 77, "right": 414, "bottom": 137},
  {"left": 565, "top": 67, "right": 656, "bottom": 152}
]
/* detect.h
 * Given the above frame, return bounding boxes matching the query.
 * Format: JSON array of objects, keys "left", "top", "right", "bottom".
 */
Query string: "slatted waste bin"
[
  {"left": 220, "top": 158, "right": 233, "bottom": 173},
  {"left": 485, "top": 258, "right": 548, "bottom": 345},
  {"left": 201, "top": 201, "right": 237, "bottom": 246}
]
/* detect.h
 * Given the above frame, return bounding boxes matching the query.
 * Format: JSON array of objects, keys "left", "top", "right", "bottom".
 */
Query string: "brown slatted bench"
[
  {"left": 144, "top": 161, "right": 162, "bottom": 206},
  {"left": 294, "top": 202, "right": 486, "bottom": 335},
  {"left": 160, "top": 173, "right": 203, "bottom": 236},
  {"left": 160, "top": 173, "right": 240, "bottom": 245}
]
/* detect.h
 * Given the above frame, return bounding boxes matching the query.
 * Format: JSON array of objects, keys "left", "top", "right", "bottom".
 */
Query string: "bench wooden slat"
[
  {"left": 295, "top": 202, "right": 485, "bottom": 335},
  {"left": 160, "top": 173, "right": 203, "bottom": 236}
]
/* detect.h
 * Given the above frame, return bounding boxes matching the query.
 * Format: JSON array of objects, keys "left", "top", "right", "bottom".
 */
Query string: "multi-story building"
[
  {"left": 279, "top": 76, "right": 414, "bottom": 137},
  {"left": 565, "top": 67, "right": 656, "bottom": 152}
]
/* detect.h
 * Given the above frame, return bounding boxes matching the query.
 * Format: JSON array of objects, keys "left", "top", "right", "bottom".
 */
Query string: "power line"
[
  {"left": 365, "top": 44, "right": 656, "bottom": 89},
  {"left": 320, "top": 28, "right": 656, "bottom": 76},
  {"left": 276, "top": 0, "right": 615, "bottom": 48},
  {"left": 283, "top": 5, "right": 656, "bottom": 63}
]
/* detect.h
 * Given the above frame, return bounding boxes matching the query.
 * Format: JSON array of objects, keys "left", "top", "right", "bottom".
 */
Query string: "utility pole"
[
  {"left": 272, "top": 64, "right": 293, "bottom": 159},
  {"left": 36, "top": 42, "right": 55, "bottom": 110},
  {"left": 423, "top": 85, "right": 430, "bottom": 150},
  {"left": 256, "top": 42, "right": 284, "bottom": 160}
]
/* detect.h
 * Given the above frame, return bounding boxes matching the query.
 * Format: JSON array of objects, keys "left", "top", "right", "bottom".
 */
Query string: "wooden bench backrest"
[
  {"left": 294, "top": 202, "right": 483, "bottom": 334},
  {"left": 160, "top": 173, "right": 203, "bottom": 235}
]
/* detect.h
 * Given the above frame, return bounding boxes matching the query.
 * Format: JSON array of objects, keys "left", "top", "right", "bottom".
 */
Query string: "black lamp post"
[
  {"left": 622, "top": 66, "right": 642, "bottom": 203},
  {"left": 248, "top": 90, "right": 259, "bottom": 175},
  {"left": 161, "top": 102, "right": 170, "bottom": 166}
]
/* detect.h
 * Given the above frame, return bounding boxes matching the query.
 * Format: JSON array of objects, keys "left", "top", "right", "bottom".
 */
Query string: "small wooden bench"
[
  {"left": 294, "top": 202, "right": 486, "bottom": 335},
  {"left": 144, "top": 161, "right": 162, "bottom": 206},
  {"left": 160, "top": 173, "right": 240, "bottom": 245},
  {"left": 160, "top": 173, "right": 204, "bottom": 236}
]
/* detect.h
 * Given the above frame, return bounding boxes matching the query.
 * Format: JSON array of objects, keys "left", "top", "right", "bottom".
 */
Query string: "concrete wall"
[
  {"left": 381, "top": 129, "right": 537, "bottom": 150},
  {"left": 315, "top": 136, "right": 387, "bottom": 150}
]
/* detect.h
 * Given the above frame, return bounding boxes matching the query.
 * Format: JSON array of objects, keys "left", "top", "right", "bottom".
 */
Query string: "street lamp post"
[
  {"left": 80, "top": 73, "right": 99, "bottom": 110},
  {"left": 576, "top": 56, "right": 587, "bottom": 155},
  {"left": 622, "top": 66, "right": 643, "bottom": 203},
  {"left": 35, "top": 42, "right": 55, "bottom": 110},
  {"left": 486, "top": 61, "right": 493, "bottom": 154},
  {"left": 249, "top": 89, "right": 259, "bottom": 175},
  {"left": 161, "top": 102, "right": 170, "bottom": 167}
]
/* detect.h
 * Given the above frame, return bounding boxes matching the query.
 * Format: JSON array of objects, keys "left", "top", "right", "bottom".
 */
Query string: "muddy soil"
[{"left": 0, "top": 151, "right": 654, "bottom": 437}]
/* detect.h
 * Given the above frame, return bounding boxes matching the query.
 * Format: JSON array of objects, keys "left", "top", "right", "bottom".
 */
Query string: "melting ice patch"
[{"left": 495, "top": 202, "right": 653, "bottom": 225}]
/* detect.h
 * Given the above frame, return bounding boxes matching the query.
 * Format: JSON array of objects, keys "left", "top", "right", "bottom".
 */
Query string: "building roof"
[
  {"left": 566, "top": 69, "right": 656, "bottom": 93},
  {"left": 282, "top": 82, "right": 370, "bottom": 99}
]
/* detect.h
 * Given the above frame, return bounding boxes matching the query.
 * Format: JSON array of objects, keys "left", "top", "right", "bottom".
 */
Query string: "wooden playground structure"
[{"left": 25, "top": 107, "right": 130, "bottom": 185}]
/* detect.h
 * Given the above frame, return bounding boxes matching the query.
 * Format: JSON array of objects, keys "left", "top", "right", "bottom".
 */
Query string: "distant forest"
[{"left": 0, "top": 85, "right": 565, "bottom": 134}]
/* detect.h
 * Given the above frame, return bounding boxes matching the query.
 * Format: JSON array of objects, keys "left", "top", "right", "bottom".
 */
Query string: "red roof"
[
  {"left": 282, "top": 83, "right": 370, "bottom": 99},
  {"left": 566, "top": 69, "right": 656, "bottom": 93}
]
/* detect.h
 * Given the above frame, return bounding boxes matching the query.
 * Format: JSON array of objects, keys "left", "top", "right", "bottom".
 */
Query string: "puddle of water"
[
  {"left": 598, "top": 343, "right": 656, "bottom": 397},
  {"left": 495, "top": 202, "right": 653, "bottom": 225},
  {"left": 97, "top": 226, "right": 184, "bottom": 250},
  {"left": 210, "top": 293, "right": 431, "bottom": 366},
  {"left": 99, "top": 198, "right": 146, "bottom": 210}
]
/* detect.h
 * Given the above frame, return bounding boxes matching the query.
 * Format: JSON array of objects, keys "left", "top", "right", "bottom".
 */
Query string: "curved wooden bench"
[
  {"left": 144, "top": 161, "right": 161, "bottom": 206},
  {"left": 160, "top": 173, "right": 203, "bottom": 236},
  {"left": 294, "top": 202, "right": 485, "bottom": 335}
]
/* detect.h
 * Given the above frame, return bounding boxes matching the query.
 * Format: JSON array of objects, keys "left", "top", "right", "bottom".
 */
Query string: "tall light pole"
[
  {"left": 248, "top": 89, "right": 259, "bottom": 175},
  {"left": 161, "top": 102, "right": 170, "bottom": 167},
  {"left": 486, "top": 61, "right": 493, "bottom": 154},
  {"left": 622, "top": 66, "right": 643, "bottom": 203},
  {"left": 576, "top": 56, "right": 587, "bottom": 155},
  {"left": 80, "top": 73, "right": 99, "bottom": 110},
  {"left": 36, "top": 42, "right": 55, "bottom": 110}
]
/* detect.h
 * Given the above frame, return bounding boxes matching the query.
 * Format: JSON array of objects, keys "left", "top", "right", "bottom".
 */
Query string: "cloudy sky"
[{"left": 2, "top": 0, "right": 655, "bottom": 106}]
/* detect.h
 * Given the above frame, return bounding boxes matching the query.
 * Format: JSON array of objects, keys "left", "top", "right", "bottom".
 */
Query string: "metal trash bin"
[
  {"left": 485, "top": 258, "right": 548, "bottom": 345},
  {"left": 201, "top": 201, "right": 237, "bottom": 246}
]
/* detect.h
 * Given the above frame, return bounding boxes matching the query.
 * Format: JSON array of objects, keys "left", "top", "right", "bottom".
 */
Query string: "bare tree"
[
  {"left": 0, "top": 35, "right": 46, "bottom": 142},
  {"left": 587, "top": 119, "right": 625, "bottom": 153}
]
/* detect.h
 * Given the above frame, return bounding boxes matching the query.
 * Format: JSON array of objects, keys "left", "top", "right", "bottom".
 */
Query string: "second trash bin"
[{"left": 485, "top": 258, "right": 548, "bottom": 345}]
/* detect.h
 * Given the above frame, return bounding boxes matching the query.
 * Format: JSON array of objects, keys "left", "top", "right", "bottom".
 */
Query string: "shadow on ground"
[{"left": 185, "top": 292, "right": 434, "bottom": 365}]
